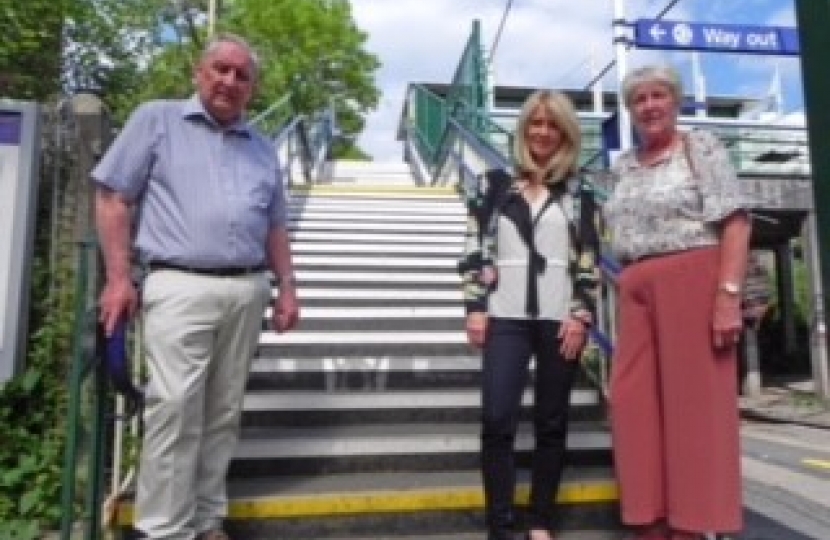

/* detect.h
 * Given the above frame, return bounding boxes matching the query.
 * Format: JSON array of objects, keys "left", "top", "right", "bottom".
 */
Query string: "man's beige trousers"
[{"left": 135, "top": 269, "right": 270, "bottom": 540}]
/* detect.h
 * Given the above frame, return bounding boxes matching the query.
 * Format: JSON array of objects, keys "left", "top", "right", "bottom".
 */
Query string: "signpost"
[
  {"left": 634, "top": 19, "right": 800, "bottom": 56},
  {"left": 0, "top": 101, "right": 41, "bottom": 384}
]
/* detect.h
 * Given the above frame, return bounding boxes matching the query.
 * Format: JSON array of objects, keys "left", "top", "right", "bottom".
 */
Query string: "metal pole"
[
  {"left": 613, "top": 0, "right": 632, "bottom": 150},
  {"left": 208, "top": 0, "right": 217, "bottom": 37},
  {"left": 591, "top": 48, "right": 603, "bottom": 113},
  {"left": 794, "top": 0, "right": 830, "bottom": 401},
  {"left": 804, "top": 214, "right": 830, "bottom": 399},
  {"left": 691, "top": 52, "right": 707, "bottom": 117}
]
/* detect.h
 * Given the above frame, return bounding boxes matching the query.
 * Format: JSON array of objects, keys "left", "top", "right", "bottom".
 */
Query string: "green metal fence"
[
  {"left": 59, "top": 239, "right": 107, "bottom": 540},
  {"left": 406, "top": 19, "right": 513, "bottom": 178}
]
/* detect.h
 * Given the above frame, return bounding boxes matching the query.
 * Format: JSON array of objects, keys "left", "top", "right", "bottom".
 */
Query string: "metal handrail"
[
  {"left": 269, "top": 102, "right": 337, "bottom": 186},
  {"left": 249, "top": 95, "right": 293, "bottom": 137},
  {"left": 60, "top": 239, "right": 107, "bottom": 540}
]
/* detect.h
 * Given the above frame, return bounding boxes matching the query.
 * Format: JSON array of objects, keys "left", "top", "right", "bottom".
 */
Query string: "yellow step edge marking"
[
  {"left": 116, "top": 481, "right": 617, "bottom": 524},
  {"left": 802, "top": 458, "right": 830, "bottom": 471}
]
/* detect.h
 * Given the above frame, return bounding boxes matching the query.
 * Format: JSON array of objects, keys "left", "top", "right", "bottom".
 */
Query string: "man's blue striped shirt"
[{"left": 92, "top": 95, "right": 286, "bottom": 268}]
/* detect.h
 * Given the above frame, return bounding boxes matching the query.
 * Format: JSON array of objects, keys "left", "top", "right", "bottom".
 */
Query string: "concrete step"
[
  {"left": 259, "top": 330, "right": 466, "bottom": 346},
  {"left": 281, "top": 316, "right": 462, "bottom": 332},
  {"left": 256, "top": 343, "right": 472, "bottom": 362},
  {"left": 245, "top": 359, "right": 602, "bottom": 395},
  {"left": 290, "top": 186, "right": 457, "bottom": 199},
  {"left": 240, "top": 387, "right": 604, "bottom": 427},
  {"left": 291, "top": 230, "right": 464, "bottom": 244},
  {"left": 301, "top": 533, "right": 621, "bottom": 540},
  {"left": 117, "top": 469, "right": 619, "bottom": 539},
  {"left": 292, "top": 253, "right": 461, "bottom": 266},
  {"left": 289, "top": 270, "right": 461, "bottom": 285},
  {"left": 288, "top": 221, "right": 466, "bottom": 233},
  {"left": 288, "top": 198, "right": 464, "bottom": 214},
  {"left": 288, "top": 210, "right": 466, "bottom": 223},
  {"left": 278, "top": 287, "right": 461, "bottom": 302},
  {"left": 242, "top": 387, "right": 600, "bottom": 413},
  {"left": 251, "top": 354, "right": 481, "bottom": 374},
  {"left": 268, "top": 306, "right": 463, "bottom": 319},
  {"left": 234, "top": 422, "right": 610, "bottom": 461}
]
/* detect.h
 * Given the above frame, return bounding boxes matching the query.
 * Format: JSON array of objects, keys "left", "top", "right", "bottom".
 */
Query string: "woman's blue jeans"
[{"left": 481, "top": 317, "right": 577, "bottom": 537}]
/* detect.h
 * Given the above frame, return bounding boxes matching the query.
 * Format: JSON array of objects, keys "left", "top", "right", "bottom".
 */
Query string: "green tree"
[
  {"left": 118, "top": 0, "right": 381, "bottom": 158},
  {"left": 62, "top": 0, "right": 170, "bottom": 108},
  {"left": 0, "top": 0, "right": 63, "bottom": 99},
  {"left": 224, "top": 0, "right": 380, "bottom": 155}
]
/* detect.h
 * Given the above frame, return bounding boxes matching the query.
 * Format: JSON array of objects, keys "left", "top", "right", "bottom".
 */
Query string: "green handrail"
[
  {"left": 249, "top": 94, "right": 294, "bottom": 136},
  {"left": 60, "top": 238, "right": 107, "bottom": 540}
]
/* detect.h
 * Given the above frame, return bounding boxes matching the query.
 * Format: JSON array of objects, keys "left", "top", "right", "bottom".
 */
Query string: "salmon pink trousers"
[{"left": 609, "top": 247, "right": 742, "bottom": 534}]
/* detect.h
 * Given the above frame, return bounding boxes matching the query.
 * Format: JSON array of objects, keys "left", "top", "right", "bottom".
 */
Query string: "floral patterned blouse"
[
  {"left": 458, "top": 170, "right": 600, "bottom": 320},
  {"left": 604, "top": 129, "right": 746, "bottom": 263}
]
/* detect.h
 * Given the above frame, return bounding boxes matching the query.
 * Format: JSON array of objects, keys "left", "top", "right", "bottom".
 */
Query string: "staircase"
[{"left": 119, "top": 160, "right": 617, "bottom": 539}]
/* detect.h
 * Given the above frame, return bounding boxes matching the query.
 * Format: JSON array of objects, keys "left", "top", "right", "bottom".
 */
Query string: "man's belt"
[{"left": 147, "top": 261, "right": 266, "bottom": 277}]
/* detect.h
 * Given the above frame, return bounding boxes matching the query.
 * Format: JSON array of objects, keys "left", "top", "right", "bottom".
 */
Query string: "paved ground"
[
  {"left": 737, "top": 378, "right": 830, "bottom": 540},
  {"left": 739, "top": 379, "right": 830, "bottom": 429}
]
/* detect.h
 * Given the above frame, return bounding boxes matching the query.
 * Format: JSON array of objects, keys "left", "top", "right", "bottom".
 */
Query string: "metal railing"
[
  {"left": 252, "top": 97, "right": 338, "bottom": 186},
  {"left": 490, "top": 110, "right": 812, "bottom": 178},
  {"left": 59, "top": 239, "right": 107, "bottom": 540}
]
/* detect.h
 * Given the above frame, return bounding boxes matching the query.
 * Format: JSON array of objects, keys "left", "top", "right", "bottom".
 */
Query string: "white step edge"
[
  {"left": 235, "top": 427, "right": 611, "bottom": 459},
  {"left": 291, "top": 232, "right": 463, "bottom": 244},
  {"left": 288, "top": 211, "right": 465, "bottom": 223},
  {"left": 285, "top": 288, "right": 460, "bottom": 300},
  {"left": 251, "top": 356, "right": 481, "bottom": 373},
  {"left": 289, "top": 222, "right": 466, "bottom": 233},
  {"left": 292, "top": 270, "right": 460, "bottom": 284},
  {"left": 243, "top": 388, "right": 599, "bottom": 411},
  {"left": 293, "top": 255, "right": 458, "bottom": 268},
  {"left": 259, "top": 330, "right": 466, "bottom": 345},
  {"left": 288, "top": 195, "right": 466, "bottom": 208},
  {"left": 292, "top": 243, "right": 462, "bottom": 254},
  {"left": 264, "top": 306, "right": 463, "bottom": 319}
]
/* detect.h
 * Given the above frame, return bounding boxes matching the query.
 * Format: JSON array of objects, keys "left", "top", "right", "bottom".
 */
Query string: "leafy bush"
[{"left": 0, "top": 255, "right": 74, "bottom": 539}]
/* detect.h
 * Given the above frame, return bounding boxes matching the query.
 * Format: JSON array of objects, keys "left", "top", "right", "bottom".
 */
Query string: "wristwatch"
[{"left": 718, "top": 281, "right": 741, "bottom": 296}]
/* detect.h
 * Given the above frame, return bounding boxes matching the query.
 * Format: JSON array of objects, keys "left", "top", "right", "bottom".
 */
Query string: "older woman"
[
  {"left": 604, "top": 65, "right": 751, "bottom": 540},
  {"left": 458, "top": 90, "right": 600, "bottom": 540}
]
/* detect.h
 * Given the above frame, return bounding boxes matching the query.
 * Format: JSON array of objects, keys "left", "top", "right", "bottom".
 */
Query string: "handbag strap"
[{"left": 682, "top": 132, "right": 698, "bottom": 181}]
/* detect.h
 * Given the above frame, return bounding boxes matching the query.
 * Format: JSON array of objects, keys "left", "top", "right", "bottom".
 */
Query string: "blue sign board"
[
  {"left": 0, "top": 112, "right": 22, "bottom": 145},
  {"left": 634, "top": 19, "right": 800, "bottom": 56}
]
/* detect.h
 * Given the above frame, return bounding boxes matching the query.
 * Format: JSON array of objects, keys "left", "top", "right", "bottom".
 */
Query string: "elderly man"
[{"left": 93, "top": 34, "right": 299, "bottom": 540}]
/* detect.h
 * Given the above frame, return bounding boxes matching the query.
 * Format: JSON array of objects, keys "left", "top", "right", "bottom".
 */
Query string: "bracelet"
[{"left": 571, "top": 312, "right": 593, "bottom": 327}]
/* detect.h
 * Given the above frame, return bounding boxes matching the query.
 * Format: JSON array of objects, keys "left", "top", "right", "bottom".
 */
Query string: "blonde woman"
[{"left": 458, "top": 90, "right": 600, "bottom": 540}]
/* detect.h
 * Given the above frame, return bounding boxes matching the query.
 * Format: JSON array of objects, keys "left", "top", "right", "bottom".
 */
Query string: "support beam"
[{"left": 794, "top": 0, "right": 830, "bottom": 400}]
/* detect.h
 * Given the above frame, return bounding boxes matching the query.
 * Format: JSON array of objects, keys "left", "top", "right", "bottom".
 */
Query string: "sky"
[{"left": 348, "top": 0, "right": 802, "bottom": 162}]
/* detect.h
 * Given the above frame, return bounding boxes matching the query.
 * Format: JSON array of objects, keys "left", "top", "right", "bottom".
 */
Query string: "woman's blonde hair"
[
  {"left": 621, "top": 65, "right": 683, "bottom": 109},
  {"left": 512, "top": 90, "right": 581, "bottom": 184}
]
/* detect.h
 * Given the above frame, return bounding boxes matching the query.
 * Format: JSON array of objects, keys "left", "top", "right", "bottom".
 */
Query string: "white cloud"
[{"left": 349, "top": 0, "right": 800, "bottom": 161}]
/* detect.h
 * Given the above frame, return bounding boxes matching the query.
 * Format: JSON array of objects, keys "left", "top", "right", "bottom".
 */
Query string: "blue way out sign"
[{"left": 634, "top": 19, "right": 800, "bottom": 56}]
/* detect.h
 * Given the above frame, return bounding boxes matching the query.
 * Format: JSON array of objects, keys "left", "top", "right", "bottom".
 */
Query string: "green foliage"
[
  {"left": 0, "top": 128, "right": 79, "bottom": 536},
  {"left": 336, "top": 142, "right": 373, "bottom": 161},
  {"left": 115, "top": 0, "right": 381, "bottom": 156},
  {"left": 0, "top": 257, "right": 74, "bottom": 536},
  {"left": 1, "top": 0, "right": 382, "bottom": 154},
  {"left": 0, "top": 0, "right": 63, "bottom": 99}
]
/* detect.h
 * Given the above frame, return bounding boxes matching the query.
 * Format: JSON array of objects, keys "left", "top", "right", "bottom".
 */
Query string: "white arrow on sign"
[{"left": 650, "top": 23, "right": 667, "bottom": 42}]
